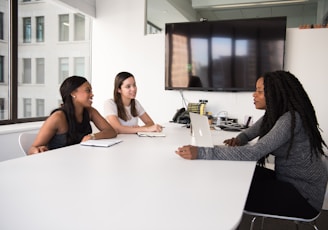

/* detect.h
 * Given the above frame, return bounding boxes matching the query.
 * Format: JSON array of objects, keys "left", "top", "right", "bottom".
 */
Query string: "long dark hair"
[
  {"left": 258, "top": 70, "right": 327, "bottom": 165},
  {"left": 51, "top": 76, "right": 88, "bottom": 145},
  {"left": 113, "top": 71, "right": 137, "bottom": 121}
]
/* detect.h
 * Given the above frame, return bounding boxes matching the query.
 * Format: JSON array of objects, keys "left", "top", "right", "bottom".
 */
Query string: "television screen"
[{"left": 165, "top": 17, "right": 286, "bottom": 92}]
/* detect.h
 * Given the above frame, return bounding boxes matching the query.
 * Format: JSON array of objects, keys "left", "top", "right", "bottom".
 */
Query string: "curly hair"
[{"left": 258, "top": 70, "right": 327, "bottom": 165}]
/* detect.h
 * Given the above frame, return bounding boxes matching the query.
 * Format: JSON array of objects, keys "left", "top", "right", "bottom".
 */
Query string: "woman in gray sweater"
[{"left": 176, "top": 70, "right": 327, "bottom": 218}]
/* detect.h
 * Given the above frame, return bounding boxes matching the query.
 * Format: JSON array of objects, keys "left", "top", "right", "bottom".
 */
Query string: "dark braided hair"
[
  {"left": 51, "top": 76, "right": 88, "bottom": 145},
  {"left": 113, "top": 72, "right": 138, "bottom": 121},
  {"left": 257, "top": 70, "right": 327, "bottom": 166}
]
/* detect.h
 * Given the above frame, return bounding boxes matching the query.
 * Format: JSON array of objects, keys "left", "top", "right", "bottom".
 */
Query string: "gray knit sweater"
[{"left": 197, "top": 112, "right": 328, "bottom": 211}]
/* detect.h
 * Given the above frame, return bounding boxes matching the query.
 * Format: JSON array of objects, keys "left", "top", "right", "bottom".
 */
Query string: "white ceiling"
[{"left": 147, "top": 0, "right": 327, "bottom": 32}]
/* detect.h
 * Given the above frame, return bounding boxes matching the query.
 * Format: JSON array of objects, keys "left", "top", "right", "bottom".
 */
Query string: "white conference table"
[{"left": 0, "top": 123, "right": 256, "bottom": 230}]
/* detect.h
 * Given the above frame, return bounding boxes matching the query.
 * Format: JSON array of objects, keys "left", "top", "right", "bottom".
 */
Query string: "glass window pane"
[
  {"left": 74, "top": 13, "right": 85, "bottom": 41},
  {"left": 23, "top": 58, "right": 31, "bottom": 83},
  {"left": 23, "top": 17, "right": 31, "bottom": 43},
  {"left": 36, "top": 98, "right": 44, "bottom": 117},
  {"left": 74, "top": 57, "right": 84, "bottom": 76},
  {"left": 23, "top": 98, "right": 32, "bottom": 118},
  {"left": 0, "top": 12, "right": 3, "bottom": 40},
  {"left": 59, "top": 14, "right": 69, "bottom": 41},
  {"left": 36, "top": 58, "right": 44, "bottom": 84},
  {"left": 59, "top": 57, "right": 69, "bottom": 84},
  {"left": 0, "top": 0, "right": 8, "bottom": 121},
  {"left": 0, "top": 56, "right": 4, "bottom": 83},
  {"left": 36, "top": 16, "right": 44, "bottom": 42},
  {"left": 17, "top": 0, "right": 92, "bottom": 120}
]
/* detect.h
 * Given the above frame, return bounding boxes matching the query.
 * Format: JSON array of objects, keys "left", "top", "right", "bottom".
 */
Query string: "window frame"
[
  {"left": 1, "top": 1, "right": 46, "bottom": 124},
  {"left": 1, "top": 0, "right": 91, "bottom": 125}
]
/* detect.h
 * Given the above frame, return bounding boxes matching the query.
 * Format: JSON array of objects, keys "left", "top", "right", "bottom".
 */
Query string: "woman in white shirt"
[{"left": 104, "top": 71, "right": 163, "bottom": 134}]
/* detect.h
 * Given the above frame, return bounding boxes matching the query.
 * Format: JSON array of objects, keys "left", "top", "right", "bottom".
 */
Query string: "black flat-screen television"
[{"left": 165, "top": 17, "right": 286, "bottom": 92}]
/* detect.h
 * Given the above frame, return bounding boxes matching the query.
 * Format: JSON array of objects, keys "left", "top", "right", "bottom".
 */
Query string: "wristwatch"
[{"left": 90, "top": 133, "right": 96, "bottom": 140}]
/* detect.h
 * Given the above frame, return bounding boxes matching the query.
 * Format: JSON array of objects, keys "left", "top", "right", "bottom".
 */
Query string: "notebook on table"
[
  {"left": 137, "top": 132, "right": 166, "bottom": 137},
  {"left": 80, "top": 138, "right": 123, "bottom": 147},
  {"left": 189, "top": 112, "right": 214, "bottom": 147}
]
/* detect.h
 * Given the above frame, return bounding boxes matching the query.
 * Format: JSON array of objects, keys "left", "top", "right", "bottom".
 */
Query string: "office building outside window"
[
  {"left": 0, "top": 0, "right": 8, "bottom": 120},
  {"left": 0, "top": 12, "right": 3, "bottom": 40},
  {"left": 23, "top": 17, "right": 31, "bottom": 43},
  {"left": 74, "top": 57, "right": 85, "bottom": 77},
  {"left": 74, "top": 13, "right": 85, "bottom": 41},
  {"left": 36, "top": 58, "right": 44, "bottom": 84},
  {"left": 36, "top": 16, "right": 44, "bottom": 42},
  {"left": 23, "top": 98, "right": 32, "bottom": 118},
  {"left": 59, "top": 57, "right": 69, "bottom": 83},
  {"left": 0, "top": 0, "right": 92, "bottom": 122},
  {"left": 22, "top": 58, "right": 31, "bottom": 84},
  {"left": 36, "top": 98, "right": 44, "bottom": 117},
  {"left": 0, "top": 56, "right": 3, "bottom": 83},
  {"left": 59, "top": 14, "right": 69, "bottom": 41},
  {"left": 0, "top": 98, "right": 4, "bottom": 119}
]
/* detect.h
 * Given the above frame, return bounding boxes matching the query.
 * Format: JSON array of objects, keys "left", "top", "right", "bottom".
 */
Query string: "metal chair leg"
[
  {"left": 260, "top": 217, "right": 265, "bottom": 229},
  {"left": 250, "top": 216, "right": 257, "bottom": 230}
]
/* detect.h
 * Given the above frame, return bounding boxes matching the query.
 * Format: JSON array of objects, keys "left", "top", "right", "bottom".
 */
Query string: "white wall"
[
  {"left": 92, "top": 0, "right": 328, "bottom": 141},
  {"left": 1, "top": 0, "right": 327, "bottom": 162}
]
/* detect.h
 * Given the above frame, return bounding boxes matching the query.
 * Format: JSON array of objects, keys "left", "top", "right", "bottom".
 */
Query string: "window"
[
  {"left": 22, "top": 58, "right": 31, "bottom": 83},
  {"left": 23, "top": 98, "right": 32, "bottom": 118},
  {"left": 36, "top": 98, "right": 44, "bottom": 117},
  {"left": 74, "top": 13, "right": 85, "bottom": 41},
  {"left": 23, "top": 17, "right": 31, "bottom": 43},
  {"left": 59, "top": 57, "right": 69, "bottom": 83},
  {"left": 0, "top": 98, "right": 4, "bottom": 119},
  {"left": 0, "top": 12, "right": 3, "bottom": 40},
  {"left": 1, "top": 0, "right": 91, "bottom": 124},
  {"left": 36, "top": 58, "right": 44, "bottom": 84},
  {"left": 0, "top": 56, "right": 3, "bottom": 83},
  {"left": 36, "top": 16, "right": 44, "bottom": 42},
  {"left": 74, "top": 57, "right": 85, "bottom": 76},
  {"left": 59, "top": 14, "right": 69, "bottom": 41}
]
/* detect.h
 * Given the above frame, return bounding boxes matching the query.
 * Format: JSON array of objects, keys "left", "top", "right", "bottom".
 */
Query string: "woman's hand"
[
  {"left": 28, "top": 145, "right": 48, "bottom": 155},
  {"left": 175, "top": 145, "right": 198, "bottom": 159},
  {"left": 146, "top": 124, "right": 163, "bottom": 132},
  {"left": 81, "top": 134, "right": 95, "bottom": 142},
  {"left": 223, "top": 137, "right": 240, "bottom": 146}
]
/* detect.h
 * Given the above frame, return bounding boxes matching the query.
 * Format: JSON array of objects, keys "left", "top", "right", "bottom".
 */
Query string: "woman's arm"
[
  {"left": 28, "top": 111, "right": 65, "bottom": 155},
  {"left": 86, "top": 107, "right": 117, "bottom": 140},
  {"left": 106, "top": 113, "right": 162, "bottom": 134}
]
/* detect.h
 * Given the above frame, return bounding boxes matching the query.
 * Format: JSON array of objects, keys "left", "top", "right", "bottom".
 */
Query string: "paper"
[
  {"left": 80, "top": 139, "right": 123, "bottom": 147},
  {"left": 137, "top": 132, "right": 166, "bottom": 137}
]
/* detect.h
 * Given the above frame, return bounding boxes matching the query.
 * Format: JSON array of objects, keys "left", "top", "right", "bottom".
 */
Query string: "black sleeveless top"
[{"left": 47, "top": 109, "right": 92, "bottom": 150}]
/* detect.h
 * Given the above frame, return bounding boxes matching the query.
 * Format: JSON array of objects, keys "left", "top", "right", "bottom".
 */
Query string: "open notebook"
[
  {"left": 80, "top": 138, "right": 123, "bottom": 147},
  {"left": 189, "top": 112, "right": 214, "bottom": 147}
]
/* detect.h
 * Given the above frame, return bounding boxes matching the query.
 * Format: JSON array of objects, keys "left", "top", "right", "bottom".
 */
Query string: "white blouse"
[{"left": 104, "top": 99, "right": 146, "bottom": 126}]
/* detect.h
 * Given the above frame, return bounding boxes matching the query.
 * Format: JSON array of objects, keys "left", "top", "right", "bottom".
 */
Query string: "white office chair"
[
  {"left": 244, "top": 155, "right": 328, "bottom": 230},
  {"left": 18, "top": 132, "right": 37, "bottom": 155}
]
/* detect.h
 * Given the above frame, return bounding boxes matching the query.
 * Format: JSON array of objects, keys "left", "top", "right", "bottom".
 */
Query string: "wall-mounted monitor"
[{"left": 165, "top": 17, "right": 287, "bottom": 92}]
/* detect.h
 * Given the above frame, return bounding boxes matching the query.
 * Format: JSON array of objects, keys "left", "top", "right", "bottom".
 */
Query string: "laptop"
[{"left": 189, "top": 112, "right": 214, "bottom": 147}]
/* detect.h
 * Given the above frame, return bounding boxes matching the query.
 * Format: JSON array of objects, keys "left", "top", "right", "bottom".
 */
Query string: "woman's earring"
[{"left": 72, "top": 95, "right": 76, "bottom": 99}]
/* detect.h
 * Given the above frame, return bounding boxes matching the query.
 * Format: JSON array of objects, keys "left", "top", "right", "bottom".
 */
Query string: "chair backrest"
[{"left": 18, "top": 132, "right": 37, "bottom": 155}]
